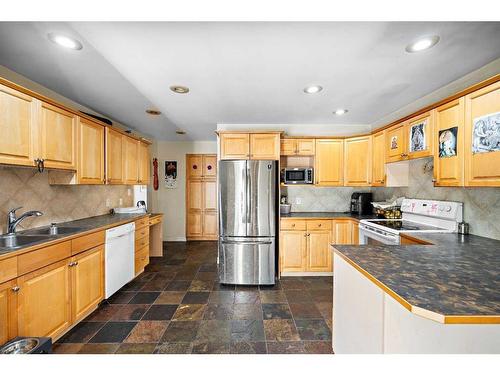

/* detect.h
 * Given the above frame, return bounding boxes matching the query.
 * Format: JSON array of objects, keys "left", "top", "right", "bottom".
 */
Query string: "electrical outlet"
[
  {"left": 295, "top": 197, "right": 302, "bottom": 205},
  {"left": 119, "top": 198, "right": 123, "bottom": 206},
  {"left": 105, "top": 198, "right": 111, "bottom": 208},
  {"left": 127, "top": 188, "right": 131, "bottom": 196}
]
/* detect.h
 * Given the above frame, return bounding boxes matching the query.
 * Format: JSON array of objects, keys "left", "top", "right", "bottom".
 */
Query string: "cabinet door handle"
[
  {"left": 11, "top": 286, "right": 20, "bottom": 293},
  {"left": 291, "top": 223, "right": 295, "bottom": 227}
]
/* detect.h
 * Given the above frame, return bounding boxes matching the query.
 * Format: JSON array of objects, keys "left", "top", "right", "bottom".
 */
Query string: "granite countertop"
[
  {"left": 281, "top": 211, "right": 378, "bottom": 220},
  {"left": 333, "top": 232, "right": 500, "bottom": 323},
  {"left": 0, "top": 212, "right": 150, "bottom": 257}
]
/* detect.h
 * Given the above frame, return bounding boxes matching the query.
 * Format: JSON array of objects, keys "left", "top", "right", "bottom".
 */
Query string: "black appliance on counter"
[{"left": 350, "top": 192, "right": 373, "bottom": 215}]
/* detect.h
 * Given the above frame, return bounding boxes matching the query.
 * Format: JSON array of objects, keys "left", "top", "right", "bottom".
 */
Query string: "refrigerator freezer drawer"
[{"left": 218, "top": 238, "right": 275, "bottom": 285}]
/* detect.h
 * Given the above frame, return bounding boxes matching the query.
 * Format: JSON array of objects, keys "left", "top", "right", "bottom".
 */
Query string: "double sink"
[{"left": 0, "top": 226, "right": 85, "bottom": 251}]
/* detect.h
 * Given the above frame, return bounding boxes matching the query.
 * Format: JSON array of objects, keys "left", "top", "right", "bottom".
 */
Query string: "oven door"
[{"left": 358, "top": 223, "right": 400, "bottom": 245}]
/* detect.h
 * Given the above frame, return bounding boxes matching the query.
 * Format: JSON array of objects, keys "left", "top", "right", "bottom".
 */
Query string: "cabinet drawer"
[
  {"left": 135, "top": 245, "right": 149, "bottom": 274},
  {"left": 18, "top": 241, "right": 72, "bottom": 276},
  {"left": 135, "top": 226, "right": 149, "bottom": 241},
  {"left": 0, "top": 257, "right": 17, "bottom": 284},
  {"left": 149, "top": 216, "right": 162, "bottom": 226},
  {"left": 280, "top": 220, "right": 306, "bottom": 231},
  {"left": 306, "top": 220, "right": 332, "bottom": 231},
  {"left": 135, "top": 217, "right": 149, "bottom": 229},
  {"left": 135, "top": 235, "right": 149, "bottom": 250},
  {"left": 71, "top": 230, "right": 105, "bottom": 255}
]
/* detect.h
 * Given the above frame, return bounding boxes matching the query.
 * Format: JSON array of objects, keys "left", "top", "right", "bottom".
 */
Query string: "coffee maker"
[{"left": 350, "top": 192, "right": 373, "bottom": 215}]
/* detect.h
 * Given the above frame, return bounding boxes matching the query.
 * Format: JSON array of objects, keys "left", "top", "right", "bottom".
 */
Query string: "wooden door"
[
  {"left": 202, "top": 155, "right": 217, "bottom": 178},
  {"left": 106, "top": 128, "right": 124, "bottom": 184},
  {"left": 220, "top": 133, "right": 250, "bottom": 159},
  {"left": 307, "top": 231, "right": 332, "bottom": 272},
  {"left": 71, "top": 246, "right": 104, "bottom": 322},
  {"left": 351, "top": 220, "right": 359, "bottom": 245},
  {"left": 332, "top": 220, "right": 353, "bottom": 245},
  {"left": 188, "top": 180, "right": 203, "bottom": 210},
  {"left": 187, "top": 154, "right": 203, "bottom": 179},
  {"left": 280, "top": 231, "right": 307, "bottom": 273},
  {"left": 187, "top": 180, "right": 203, "bottom": 238},
  {"left": 78, "top": 118, "right": 105, "bottom": 184},
  {"left": 203, "top": 180, "right": 217, "bottom": 211},
  {"left": 39, "top": 102, "right": 77, "bottom": 170},
  {"left": 280, "top": 139, "right": 297, "bottom": 155},
  {"left": 433, "top": 98, "right": 465, "bottom": 186},
  {"left": 297, "top": 139, "right": 315, "bottom": 155},
  {"left": 187, "top": 212, "right": 203, "bottom": 237},
  {"left": 406, "top": 111, "right": 433, "bottom": 159},
  {"left": 138, "top": 142, "right": 150, "bottom": 184},
  {"left": 17, "top": 259, "right": 71, "bottom": 339},
  {"left": 124, "top": 136, "right": 139, "bottom": 184},
  {"left": 344, "top": 136, "right": 372, "bottom": 186},
  {"left": 372, "top": 130, "right": 386, "bottom": 186},
  {"left": 0, "top": 280, "right": 18, "bottom": 346},
  {"left": 315, "top": 139, "right": 344, "bottom": 186},
  {"left": 202, "top": 211, "right": 218, "bottom": 238},
  {"left": 0, "top": 84, "right": 37, "bottom": 167},
  {"left": 250, "top": 133, "right": 280, "bottom": 160},
  {"left": 386, "top": 124, "right": 406, "bottom": 163},
  {"left": 464, "top": 81, "right": 500, "bottom": 186}
]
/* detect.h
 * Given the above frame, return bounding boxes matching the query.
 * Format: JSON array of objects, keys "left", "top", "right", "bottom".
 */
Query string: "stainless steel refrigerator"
[{"left": 218, "top": 160, "right": 277, "bottom": 285}]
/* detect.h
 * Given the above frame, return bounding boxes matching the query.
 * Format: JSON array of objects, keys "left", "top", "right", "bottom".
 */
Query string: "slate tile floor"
[{"left": 53, "top": 241, "right": 333, "bottom": 354}]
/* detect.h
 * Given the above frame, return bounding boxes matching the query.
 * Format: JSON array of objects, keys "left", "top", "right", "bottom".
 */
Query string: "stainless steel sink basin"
[
  {"left": 0, "top": 234, "right": 51, "bottom": 250},
  {"left": 25, "top": 226, "right": 83, "bottom": 236}
]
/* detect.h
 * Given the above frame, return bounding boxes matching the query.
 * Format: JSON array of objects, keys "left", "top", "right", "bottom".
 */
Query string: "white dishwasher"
[{"left": 105, "top": 222, "right": 135, "bottom": 298}]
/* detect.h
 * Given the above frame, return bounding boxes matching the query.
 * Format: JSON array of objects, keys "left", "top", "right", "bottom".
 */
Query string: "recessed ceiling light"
[
  {"left": 47, "top": 33, "right": 83, "bottom": 50},
  {"left": 334, "top": 109, "right": 348, "bottom": 116},
  {"left": 405, "top": 35, "right": 440, "bottom": 53},
  {"left": 304, "top": 85, "right": 323, "bottom": 94},
  {"left": 145, "top": 109, "right": 161, "bottom": 115},
  {"left": 170, "top": 85, "right": 190, "bottom": 94},
  {"left": 176, "top": 130, "right": 187, "bottom": 135}
]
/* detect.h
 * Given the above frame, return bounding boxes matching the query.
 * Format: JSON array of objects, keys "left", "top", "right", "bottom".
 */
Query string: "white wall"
[{"left": 150, "top": 141, "right": 218, "bottom": 241}]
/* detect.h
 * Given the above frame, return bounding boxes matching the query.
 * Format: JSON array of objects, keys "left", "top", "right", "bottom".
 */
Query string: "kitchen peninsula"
[{"left": 332, "top": 232, "right": 500, "bottom": 354}]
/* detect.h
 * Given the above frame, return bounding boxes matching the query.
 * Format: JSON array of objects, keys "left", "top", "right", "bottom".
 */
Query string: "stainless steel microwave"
[{"left": 282, "top": 167, "right": 314, "bottom": 184}]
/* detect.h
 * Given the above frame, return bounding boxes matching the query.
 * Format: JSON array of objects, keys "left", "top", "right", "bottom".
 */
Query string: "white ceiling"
[{"left": 0, "top": 22, "right": 499, "bottom": 141}]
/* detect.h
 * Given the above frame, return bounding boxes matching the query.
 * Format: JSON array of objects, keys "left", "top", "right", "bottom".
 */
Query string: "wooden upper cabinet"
[
  {"left": 220, "top": 133, "right": 250, "bottom": 159},
  {"left": 250, "top": 133, "right": 280, "bottom": 160},
  {"left": 138, "top": 141, "right": 150, "bottom": 184},
  {"left": 433, "top": 98, "right": 465, "bottom": 187},
  {"left": 78, "top": 118, "right": 105, "bottom": 184},
  {"left": 406, "top": 111, "right": 433, "bottom": 159},
  {"left": 202, "top": 155, "right": 217, "bottom": 178},
  {"left": 386, "top": 123, "right": 407, "bottom": 163},
  {"left": 106, "top": 128, "right": 124, "bottom": 184},
  {"left": 281, "top": 138, "right": 315, "bottom": 156},
  {"left": 123, "top": 136, "right": 139, "bottom": 184},
  {"left": 0, "top": 84, "right": 37, "bottom": 167},
  {"left": 17, "top": 259, "right": 72, "bottom": 339},
  {"left": 0, "top": 280, "right": 18, "bottom": 345},
  {"left": 344, "top": 136, "right": 372, "bottom": 186},
  {"left": 71, "top": 246, "right": 104, "bottom": 322},
  {"left": 464, "top": 81, "right": 500, "bottom": 186},
  {"left": 39, "top": 102, "right": 77, "bottom": 170},
  {"left": 315, "top": 139, "right": 344, "bottom": 186},
  {"left": 187, "top": 154, "right": 203, "bottom": 179},
  {"left": 372, "top": 130, "right": 386, "bottom": 186}
]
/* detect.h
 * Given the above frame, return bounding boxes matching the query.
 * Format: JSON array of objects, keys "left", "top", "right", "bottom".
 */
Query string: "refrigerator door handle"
[
  {"left": 241, "top": 166, "right": 246, "bottom": 224},
  {"left": 246, "top": 161, "right": 251, "bottom": 226}
]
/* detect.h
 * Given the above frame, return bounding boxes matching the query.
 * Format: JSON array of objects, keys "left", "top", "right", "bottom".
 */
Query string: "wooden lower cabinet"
[
  {"left": 307, "top": 231, "right": 332, "bottom": 272},
  {"left": 280, "top": 230, "right": 307, "bottom": 273},
  {"left": 0, "top": 280, "right": 18, "bottom": 345},
  {"left": 135, "top": 245, "right": 150, "bottom": 276},
  {"left": 17, "top": 259, "right": 72, "bottom": 339},
  {"left": 71, "top": 246, "right": 104, "bottom": 322}
]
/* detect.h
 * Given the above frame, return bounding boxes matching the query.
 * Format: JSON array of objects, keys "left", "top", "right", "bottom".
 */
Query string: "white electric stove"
[{"left": 359, "top": 198, "right": 463, "bottom": 245}]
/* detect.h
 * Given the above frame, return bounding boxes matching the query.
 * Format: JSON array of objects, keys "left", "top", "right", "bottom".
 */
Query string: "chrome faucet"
[{"left": 7, "top": 207, "right": 43, "bottom": 234}]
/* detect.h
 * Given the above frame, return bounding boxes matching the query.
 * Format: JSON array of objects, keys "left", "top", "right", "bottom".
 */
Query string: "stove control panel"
[{"left": 401, "top": 199, "right": 463, "bottom": 221}]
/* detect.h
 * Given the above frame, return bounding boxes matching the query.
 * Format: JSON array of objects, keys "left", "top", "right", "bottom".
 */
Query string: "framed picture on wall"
[{"left": 165, "top": 161, "right": 178, "bottom": 189}]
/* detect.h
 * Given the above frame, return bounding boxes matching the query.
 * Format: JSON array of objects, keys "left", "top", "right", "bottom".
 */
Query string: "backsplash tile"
[
  {"left": 282, "top": 157, "right": 500, "bottom": 240},
  {"left": 0, "top": 166, "right": 133, "bottom": 234}
]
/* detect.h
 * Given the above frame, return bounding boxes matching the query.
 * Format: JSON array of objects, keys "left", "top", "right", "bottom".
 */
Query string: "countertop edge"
[
  {"left": 0, "top": 213, "right": 151, "bottom": 261},
  {"left": 333, "top": 247, "right": 500, "bottom": 325}
]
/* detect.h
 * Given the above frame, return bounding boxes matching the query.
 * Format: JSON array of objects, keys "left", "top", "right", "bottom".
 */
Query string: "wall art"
[{"left": 472, "top": 111, "right": 500, "bottom": 154}]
